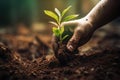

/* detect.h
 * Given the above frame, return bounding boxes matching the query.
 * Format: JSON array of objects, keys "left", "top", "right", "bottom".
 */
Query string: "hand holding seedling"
[
  {"left": 44, "top": 0, "right": 120, "bottom": 63},
  {"left": 64, "top": 0, "right": 120, "bottom": 52}
]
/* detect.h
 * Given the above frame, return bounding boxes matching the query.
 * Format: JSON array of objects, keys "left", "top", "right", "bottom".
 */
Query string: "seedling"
[{"left": 44, "top": 6, "right": 79, "bottom": 43}]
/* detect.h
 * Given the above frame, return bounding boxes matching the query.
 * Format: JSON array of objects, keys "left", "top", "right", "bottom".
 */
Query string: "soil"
[
  {"left": 0, "top": 27, "right": 120, "bottom": 80},
  {"left": 54, "top": 43, "right": 78, "bottom": 65}
]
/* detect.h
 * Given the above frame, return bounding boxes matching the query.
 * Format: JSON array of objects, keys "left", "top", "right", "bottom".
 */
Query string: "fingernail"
[{"left": 67, "top": 45, "right": 74, "bottom": 51}]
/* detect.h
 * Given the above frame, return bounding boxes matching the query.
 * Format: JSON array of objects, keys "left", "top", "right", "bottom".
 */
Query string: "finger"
[
  {"left": 67, "top": 27, "right": 83, "bottom": 52},
  {"left": 61, "top": 20, "right": 79, "bottom": 27}
]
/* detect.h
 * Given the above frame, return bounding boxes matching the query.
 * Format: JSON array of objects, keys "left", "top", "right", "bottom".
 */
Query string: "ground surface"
[{"left": 0, "top": 26, "right": 120, "bottom": 80}]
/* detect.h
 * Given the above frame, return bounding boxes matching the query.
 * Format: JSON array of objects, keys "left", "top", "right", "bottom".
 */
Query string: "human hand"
[
  {"left": 61, "top": 18, "right": 95, "bottom": 52},
  {"left": 52, "top": 18, "right": 95, "bottom": 57}
]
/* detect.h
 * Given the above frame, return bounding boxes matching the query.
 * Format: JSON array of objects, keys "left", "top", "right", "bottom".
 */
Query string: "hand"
[
  {"left": 62, "top": 18, "right": 95, "bottom": 52},
  {"left": 52, "top": 18, "right": 95, "bottom": 53},
  {"left": 51, "top": 18, "right": 95, "bottom": 63}
]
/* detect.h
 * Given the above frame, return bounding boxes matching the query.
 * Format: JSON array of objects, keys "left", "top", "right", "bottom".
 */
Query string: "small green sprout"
[{"left": 44, "top": 6, "right": 79, "bottom": 43}]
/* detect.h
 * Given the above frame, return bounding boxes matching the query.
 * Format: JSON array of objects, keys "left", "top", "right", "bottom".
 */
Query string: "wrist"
[{"left": 82, "top": 17, "right": 96, "bottom": 32}]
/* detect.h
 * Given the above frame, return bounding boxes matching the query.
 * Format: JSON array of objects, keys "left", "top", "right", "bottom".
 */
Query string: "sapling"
[{"left": 44, "top": 6, "right": 79, "bottom": 44}]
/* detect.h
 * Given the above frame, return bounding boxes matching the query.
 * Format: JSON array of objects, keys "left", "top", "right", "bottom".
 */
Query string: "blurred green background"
[{"left": 0, "top": 0, "right": 99, "bottom": 27}]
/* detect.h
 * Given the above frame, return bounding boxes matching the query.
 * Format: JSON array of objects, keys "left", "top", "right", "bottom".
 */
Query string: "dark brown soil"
[
  {"left": 54, "top": 43, "right": 78, "bottom": 65},
  {"left": 0, "top": 29, "right": 120, "bottom": 80}
]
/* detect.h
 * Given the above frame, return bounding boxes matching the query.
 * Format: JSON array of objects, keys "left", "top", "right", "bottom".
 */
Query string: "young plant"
[{"left": 44, "top": 6, "right": 79, "bottom": 43}]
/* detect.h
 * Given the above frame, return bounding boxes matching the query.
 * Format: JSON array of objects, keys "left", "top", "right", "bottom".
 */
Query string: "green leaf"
[
  {"left": 49, "top": 21, "right": 58, "bottom": 27},
  {"left": 62, "top": 6, "right": 71, "bottom": 17},
  {"left": 60, "top": 26, "right": 64, "bottom": 34},
  {"left": 55, "top": 8, "right": 62, "bottom": 23},
  {"left": 44, "top": 10, "right": 58, "bottom": 22},
  {"left": 55, "top": 8, "right": 61, "bottom": 17},
  {"left": 63, "top": 14, "right": 79, "bottom": 21},
  {"left": 62, "top": 35, "right": 69, "bottom": 41},
  {"left": 52, "top": 27, "right": 60, "bottom": 37}
]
